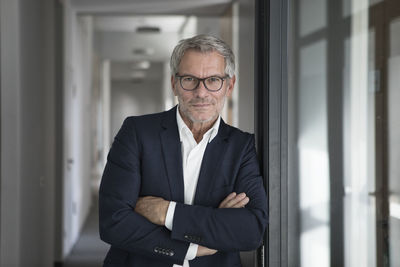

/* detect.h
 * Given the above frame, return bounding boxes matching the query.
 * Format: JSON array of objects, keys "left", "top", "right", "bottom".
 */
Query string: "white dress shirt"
[{"left": 164, "top": 107, "right": 220, "bottom": 267}]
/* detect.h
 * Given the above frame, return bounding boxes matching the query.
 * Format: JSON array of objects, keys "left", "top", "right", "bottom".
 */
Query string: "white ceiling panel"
[
  {"left": 94, "top": 16, "right": 187, "bottom": 33},
  {"left": 70, "top": 0, "right": 232, "bottom": 15},
  {"left": 95, "top": 32, "right": 182, "bottom": 61},
  {"left": 111, "top": 61, "right": 164, "bottom": 82}
]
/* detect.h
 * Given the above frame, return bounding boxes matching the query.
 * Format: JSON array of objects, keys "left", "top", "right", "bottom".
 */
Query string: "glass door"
[
  {"left": 386, "top": 0, "right": 400, "bottom": 266},
  {"left": 286, "top": 0, "right": 400, "bottom": 266}
]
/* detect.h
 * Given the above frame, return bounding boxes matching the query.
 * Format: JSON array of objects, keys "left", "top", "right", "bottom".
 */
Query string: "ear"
[
  {"left": 171, "top": 75, "right": 178, "bottom": 96},
  {"left": 226, "top": 75, "right": 236, "bottom": 97}
]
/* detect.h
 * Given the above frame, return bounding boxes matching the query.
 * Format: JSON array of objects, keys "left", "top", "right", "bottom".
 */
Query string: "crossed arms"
[
  {"left": 99, "top": 118, "right": 268, "bottom": 265},
  {"left": 134, "top": 192, "right": 250, "bottom": 257}
]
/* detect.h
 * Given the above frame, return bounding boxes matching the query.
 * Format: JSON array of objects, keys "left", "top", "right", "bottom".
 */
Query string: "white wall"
[
  {"left": 236, "top": 0, "right": 255, "bottom": 133},
  {"left": 1, "top": 0, "right": 22, "bottom": 264},
  {"left": 100, "top": 61, "right": 111, "bottom": 172},
  {"left": 197, "top": 17, "right": 221, "bottom": 36},
  {"left": 110, "top": 78, "right": 164, "bottom": 139},
  {"left": 62, "top": 3, "right": 94, "bottom": 259},
  {"left": 1, "top": 0, "right": 56, "bottom": 266},
  {"left": 162, "top": 61, "right": 177, "bottom": 110}
]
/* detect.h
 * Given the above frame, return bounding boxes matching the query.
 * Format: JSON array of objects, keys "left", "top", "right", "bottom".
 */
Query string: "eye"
[
  {"left": 182, "top": 76, "right": 195, "bottom": 82},
  {"left": 207, "top": 77, "right": 221, "bottom": 83}
]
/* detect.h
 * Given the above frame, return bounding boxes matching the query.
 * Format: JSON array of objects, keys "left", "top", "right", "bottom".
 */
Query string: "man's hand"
[
  {"left": 196, "top": 245, "right": 217, "bottom": 257},
  {"left": 219, "top": 192, "right": 249, "bottom": 208},
  {"left": 134, "top": 196, "right": 169, "bottom": 226},
  {"left": 135, "top": 193, "right": 249, "bottom": 257}
]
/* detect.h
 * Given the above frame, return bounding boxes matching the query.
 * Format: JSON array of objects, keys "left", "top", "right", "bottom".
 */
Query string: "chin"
[{"left": 190, "top": 113, "right": 217, "bottom": 123}]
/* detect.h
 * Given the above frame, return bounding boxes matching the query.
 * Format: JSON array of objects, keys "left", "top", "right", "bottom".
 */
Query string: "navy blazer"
[{"left": 99, "top": 106, "right": 268, "bottom": 267}]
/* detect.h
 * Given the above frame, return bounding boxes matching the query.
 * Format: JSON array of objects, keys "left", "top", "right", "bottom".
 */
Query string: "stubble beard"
[{"left": 178, "top": 95, "right": 226, "bottom": 124}]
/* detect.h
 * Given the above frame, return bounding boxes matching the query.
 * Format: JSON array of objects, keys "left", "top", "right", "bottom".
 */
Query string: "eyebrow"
[{"left": 178, "top": 73, "right": 226, "bottom": 78}]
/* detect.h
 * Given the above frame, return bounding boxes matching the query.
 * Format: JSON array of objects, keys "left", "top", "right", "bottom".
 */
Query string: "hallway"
[
  {"left": 3, "top": 0, "right": 400, "bottom": 266},
  {"left": 63, "top": 201, "right": 109, "bottom": 267}
]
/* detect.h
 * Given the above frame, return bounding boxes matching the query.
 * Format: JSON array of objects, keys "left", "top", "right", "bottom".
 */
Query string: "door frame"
[{"left": 255, "top": 0, "right": 289, "bottom": 266}]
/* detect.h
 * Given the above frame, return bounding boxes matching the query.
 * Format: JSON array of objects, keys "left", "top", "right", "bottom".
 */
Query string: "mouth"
[{"left": 191, "top": 102, "right": 213, "bottom": 108}]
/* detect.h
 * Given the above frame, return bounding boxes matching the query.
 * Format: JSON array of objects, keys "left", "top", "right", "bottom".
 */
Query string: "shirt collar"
[{"left": 176, "top": 106, "right": 220, "bottom": 143}]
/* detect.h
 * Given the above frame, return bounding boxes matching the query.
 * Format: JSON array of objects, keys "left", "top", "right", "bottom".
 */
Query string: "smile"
[{"left": 192, "top": 103, "right": 212, "bottom": 108}]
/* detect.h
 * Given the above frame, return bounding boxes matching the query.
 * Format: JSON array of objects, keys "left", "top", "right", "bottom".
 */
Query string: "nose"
[{"left": 194, "top": 80, "right": 209, "bottom": 98}]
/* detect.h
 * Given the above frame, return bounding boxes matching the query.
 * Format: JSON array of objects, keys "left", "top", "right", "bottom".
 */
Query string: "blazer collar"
[{"left": 160, "top": 106, "right": 185, "bottom": 203}]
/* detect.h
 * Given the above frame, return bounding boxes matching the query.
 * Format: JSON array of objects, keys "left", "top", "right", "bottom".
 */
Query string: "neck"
[{"left": 179, "top": 110, "right": 217, "bottom": 143}]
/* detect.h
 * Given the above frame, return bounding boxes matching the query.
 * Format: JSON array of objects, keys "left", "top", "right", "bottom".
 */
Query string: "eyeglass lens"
[{"left": 180, "top": 76, "right": 223, "bottom": 91}]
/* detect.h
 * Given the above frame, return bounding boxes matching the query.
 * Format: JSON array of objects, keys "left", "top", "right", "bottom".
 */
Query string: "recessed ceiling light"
[
  {"left": 136, "top": 26, "right": 161, "bottom": 33},
  {"left": 131, "top": 70, "right": 146, "bottom": 79},
  {"left": 132, "top": 48, "right": 155, "bottom": 56},
  {"left": 131, "top": 61, "right": 151, "bottom": 70}
]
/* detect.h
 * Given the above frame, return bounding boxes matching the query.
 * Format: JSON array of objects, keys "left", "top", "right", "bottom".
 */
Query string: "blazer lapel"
[
  {"left": 160, "top": 106, "right": 185, "bottom": 203},
  {"left": 193, "top": 120, "right": 230, "bottom": 205}
]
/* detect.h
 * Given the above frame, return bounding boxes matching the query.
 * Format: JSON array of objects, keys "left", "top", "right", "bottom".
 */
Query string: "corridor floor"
[{"left": 63, "top": 204, "right": 109, "bottom": 267}]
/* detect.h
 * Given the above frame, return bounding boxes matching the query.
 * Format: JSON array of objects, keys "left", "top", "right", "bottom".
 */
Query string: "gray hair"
[{"left": 170, "top": 34, "right": 235, "bottom": 78}]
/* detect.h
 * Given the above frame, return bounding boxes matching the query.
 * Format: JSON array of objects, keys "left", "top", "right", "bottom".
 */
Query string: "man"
[{"left": 99, "top": 34, "right": 268, "bottom": 267}]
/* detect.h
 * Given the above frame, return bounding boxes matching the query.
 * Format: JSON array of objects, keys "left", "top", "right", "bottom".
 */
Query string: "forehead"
[{"left": 178, "top": 49, "right": 225, "bottom": 75}]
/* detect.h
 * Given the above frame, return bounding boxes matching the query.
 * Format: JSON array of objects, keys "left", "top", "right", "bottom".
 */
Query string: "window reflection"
[
  {"left": 288, "top": 0, "right": 400, "bottom": 266},
  {"left": 388, "top": 16, "right": 400, "bottom": 267},
  {"left": 297, "top": 40, "right": 330, "bottom": 267}
]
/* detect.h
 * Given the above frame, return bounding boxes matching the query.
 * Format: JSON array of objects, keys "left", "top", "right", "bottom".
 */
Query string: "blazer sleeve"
[
  {"left": 99, "top": 118, "right": 189, "bottom": 265},
  {"left": 170, "top": 134, "right": 268, "bottom": 252}
]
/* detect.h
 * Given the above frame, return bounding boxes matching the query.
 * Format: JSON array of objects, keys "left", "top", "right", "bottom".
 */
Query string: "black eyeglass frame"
[{"left": 175, "top": 74, "right": 229, "bottom": 92}]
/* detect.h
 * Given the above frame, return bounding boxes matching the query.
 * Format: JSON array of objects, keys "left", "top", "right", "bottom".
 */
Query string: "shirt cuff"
[
  {"left": 185, "top": 243, "right": 198, "bottom": 261},
  {"left": 165, "top": 201, "right": 176, "bottom": 231}
]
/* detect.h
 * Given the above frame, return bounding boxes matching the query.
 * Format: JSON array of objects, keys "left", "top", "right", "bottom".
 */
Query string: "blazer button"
[
  {"left": 154, "top": 247, "right": 159, "bottom": 253},
  {"left": 169, "top": 251, "right": 175, "bottom": 256}
]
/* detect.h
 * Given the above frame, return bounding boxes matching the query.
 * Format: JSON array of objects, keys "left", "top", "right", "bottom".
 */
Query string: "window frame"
[{"left": 255, "top": 0, "right": 289, "bottom": 266}]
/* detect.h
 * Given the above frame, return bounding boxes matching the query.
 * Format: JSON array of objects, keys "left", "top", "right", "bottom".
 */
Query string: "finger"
[
  {"left": 219, "top": 192, "right": 237, "bottom": 208},
  {"left": 223, "top": 193, "right": 247, "bottom": 208},
  {"left": 230, "top": 197, "right": 250, "bottom": 208},
  {"left": 197, "top": 245, "right": 218, "bottom": 256},
  {"left": 135, "top": 197, "right": 143, "bottom": 207}
]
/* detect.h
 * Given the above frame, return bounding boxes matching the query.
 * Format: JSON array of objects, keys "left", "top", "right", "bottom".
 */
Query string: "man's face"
[{"left": 171, "top": 50, "right": 235, "bottom": 124}]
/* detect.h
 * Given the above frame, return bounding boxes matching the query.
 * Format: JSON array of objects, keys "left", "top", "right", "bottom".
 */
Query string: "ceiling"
[
  {"left": 93, "top": 15, "right": 196, "bottom": 66},
  {"left": 70, "top": 0, "right": 232, "bottom": 16},
  {"left": 92, "top": 15, "right": 195, "bottom": 82},
  {"left": 93, "top": 16, "right": 188, "bottom": 33},
  {"left": 73, "top": 0, "right": 232, "bottom": 82},
  {"left": 111, "top": 61, "right": 164, "bottom": 83}
]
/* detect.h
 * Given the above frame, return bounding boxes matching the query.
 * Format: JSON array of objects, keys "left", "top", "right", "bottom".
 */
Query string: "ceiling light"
[
  {"left": 131, "top": 61, "right": 151, "bottom": 70},
  {"left": 132, "top": 48, "right": 155, "bottom": 56},
  {"left": 131, "top": 70, "right": 146, "bottom": 79},
  {"left": 136, "top": 26, "right": 161, "bottom": 33}
]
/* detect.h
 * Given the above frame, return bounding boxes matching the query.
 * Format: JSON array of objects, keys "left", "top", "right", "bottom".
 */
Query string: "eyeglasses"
[{"left": 175, "top": 74, "right": 228, "bottom": 92}]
